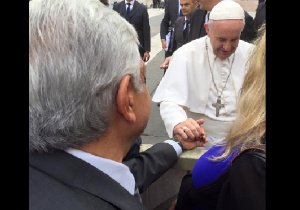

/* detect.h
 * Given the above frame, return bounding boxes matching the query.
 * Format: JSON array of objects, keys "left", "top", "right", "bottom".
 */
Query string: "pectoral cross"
[{"left": 212, "top": 96, "right": 224, "bottom": 117}]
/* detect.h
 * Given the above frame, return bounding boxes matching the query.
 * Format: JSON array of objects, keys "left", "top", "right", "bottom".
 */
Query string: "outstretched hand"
[
  {"left": 143, "top": 51, "right": 150, "bottom": 62},
  {"left": 161, "top": 39, "right": 167, "bottom": 50},
  {"left": 160, "top": 56, "right": 171, "bottom": 70}
]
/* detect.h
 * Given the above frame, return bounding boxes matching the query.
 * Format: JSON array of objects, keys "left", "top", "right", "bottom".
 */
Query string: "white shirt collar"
[
  {"left": 205, "top": 12, "right": 210, "bottom": 23},
  {"left": 65, "top": 148, "right": 136, "bottom": 195}
]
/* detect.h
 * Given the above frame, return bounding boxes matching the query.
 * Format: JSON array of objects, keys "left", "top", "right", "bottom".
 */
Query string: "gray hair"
[{"left": 29, "top": 0, "right": 142, "bottom": 152}]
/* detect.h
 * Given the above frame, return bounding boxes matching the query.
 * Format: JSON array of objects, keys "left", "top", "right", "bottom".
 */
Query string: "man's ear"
[
  {"left": 116, "top": 75, "right": 136, "bottom": 122},
  {"left": 204, "top": 23, "right": 209, "bottom": 34}
]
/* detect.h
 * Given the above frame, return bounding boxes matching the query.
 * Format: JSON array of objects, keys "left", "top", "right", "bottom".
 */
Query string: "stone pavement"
[{"left": 148, "top": 7, "right": 165, "bottom": 18}]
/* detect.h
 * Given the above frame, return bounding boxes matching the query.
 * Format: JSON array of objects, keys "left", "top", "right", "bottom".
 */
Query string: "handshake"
[{"left": 173, "top": 118, "right": 208, "bottom": 150}]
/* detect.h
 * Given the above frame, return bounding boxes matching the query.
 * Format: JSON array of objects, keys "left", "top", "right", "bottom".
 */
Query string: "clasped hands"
[{"left": 173, "top": 118, "right": 207, "bottom": 150}]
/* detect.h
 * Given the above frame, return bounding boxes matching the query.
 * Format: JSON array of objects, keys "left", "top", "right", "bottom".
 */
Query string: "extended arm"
[
  {"left": 124, "top": 142, "right": 178, "bottom": 193},
  {"left": 160, "top": 101, "right": 206, "bottom": 147}
]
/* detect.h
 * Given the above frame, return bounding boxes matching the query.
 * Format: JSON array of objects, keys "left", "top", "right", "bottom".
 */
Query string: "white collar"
[{"left": 65, "top": 148, "right": 136, "bottom": 195}]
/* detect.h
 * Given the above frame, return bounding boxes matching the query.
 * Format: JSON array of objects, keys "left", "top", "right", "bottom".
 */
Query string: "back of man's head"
[{"left": 29, "top": 0, "right": 142, "bottom": 153}]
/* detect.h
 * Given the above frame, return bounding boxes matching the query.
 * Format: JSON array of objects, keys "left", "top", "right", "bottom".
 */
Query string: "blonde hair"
[{"left": 216, "top": 24, "right": 266, "bottom": 160}]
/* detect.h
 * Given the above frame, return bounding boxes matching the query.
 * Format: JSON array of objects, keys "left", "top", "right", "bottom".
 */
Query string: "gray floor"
[{"left": 142, "top": 50, "right": 170, "bottom": 144}]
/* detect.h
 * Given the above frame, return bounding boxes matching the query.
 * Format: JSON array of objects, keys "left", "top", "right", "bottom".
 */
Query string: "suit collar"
[
  {"left": 29, "top": 150, "right": 144, "bottom": 210},
  {"left": 128, "top": 1, "right": 139, "bottom": 19}
]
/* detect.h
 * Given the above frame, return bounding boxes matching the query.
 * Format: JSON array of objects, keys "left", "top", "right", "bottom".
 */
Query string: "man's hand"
[
  {"left": 143, "top": 51, "right": 150, "bottom": 62},
  {"left": 173, "top": 118, "right": 207, "bottom": 150},
  {"left": 160, "top": 56, "right": 171, "bottom": 70},
  {"left": 161, "top": 39, "right": 167, "bottom": 50}
]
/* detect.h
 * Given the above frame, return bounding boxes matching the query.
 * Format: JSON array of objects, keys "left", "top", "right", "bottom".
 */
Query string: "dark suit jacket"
[
  {"left": 165, "top": 16, "right": 188, "bottom": 57},
  {"left": 173, "top": 17, "right": 188, "bottom": 50},
  {"left": 188, "top": 8, "right": 207, "bottom": 42},
  {"left": 113, "top": 1, "right": 151, "bottom": 53},
  {"left": 253, "top": 1, "right": 266, "bottom": 31},
  {"left": 189, "top": 8, "right": 257, "bottom": 43},
  {"left": 29, "top": 143, "right": 178, "bottom": 210},
  {"left": 124, "top": 142, "right": 178, "bottom": 193},
  {"left": 160, "top": 0, "right": 180, "bottom": 40}
]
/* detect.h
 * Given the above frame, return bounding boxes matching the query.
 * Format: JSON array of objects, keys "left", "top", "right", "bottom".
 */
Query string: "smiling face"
[{"left": 205, "top": 19, "right": 245, "bottom": 60}]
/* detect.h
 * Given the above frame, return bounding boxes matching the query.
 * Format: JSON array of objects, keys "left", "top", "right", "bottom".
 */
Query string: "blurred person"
[
  {"left": 153, "top": 0, "right": 254, "bottom": 147},
  {"left": 160, "top": 0, "right": 182, "bottom": 55},
  {"left": 29, "top": 0, "right": 206, "bottom": 209},
  {"left": 113, "top": 0, "right": 151, "bottom": 62},
  {"left": 160, "top": 0, "right": 196, "bottom": 70},
  {"left": 174, "top": 24, "right": 266, "bottom": 210},
  {"left": 170, "top": 0, "right": 197, "bottom": 53}
]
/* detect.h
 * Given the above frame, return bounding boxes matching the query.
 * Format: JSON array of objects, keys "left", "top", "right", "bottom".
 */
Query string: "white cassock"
[{"left": 153, "top": 35, "right": 254, "bottom": 145}]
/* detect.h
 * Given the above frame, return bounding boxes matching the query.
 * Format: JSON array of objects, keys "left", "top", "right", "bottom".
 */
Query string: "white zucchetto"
[{"left": 209, "top": 0, "right": 245, "bottom": 20}]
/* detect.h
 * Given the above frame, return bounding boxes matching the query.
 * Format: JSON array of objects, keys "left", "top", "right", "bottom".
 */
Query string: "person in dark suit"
[
  {"left": 29, "top": 0, "right": 207, "bottom": 209},
  {"left": 113, "top": 0, "right": 151, "bottom": 62},
  {"left": 189, "top": 0, "right": 256, "bottom": 43},
  {"left": 160, "top": 0, "right": 182, "bottom": 54},
  {"left": 253, "top": 0, "right": 266, "bottom": 31},
  {"left": 171, "top": 0, "right": 196, "bottom": 54},
  {"left": 160, "top": 0, "right": 196, "bottom": 70},
  {"left": 172, "top": 18, "right": 190, "bottom": 53}
]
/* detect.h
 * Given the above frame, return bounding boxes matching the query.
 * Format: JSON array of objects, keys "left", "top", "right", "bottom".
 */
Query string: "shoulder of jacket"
[
  {"left": 233, "top": 148, "right": 266, "bottom": 164},
  {"left": 175, "top": 16, "right": 185, "bottom": 24}
]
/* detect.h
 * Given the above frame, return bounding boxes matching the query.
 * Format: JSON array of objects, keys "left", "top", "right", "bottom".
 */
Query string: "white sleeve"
[{"left": 160, "top": 101, "right": 188, "bottom": 138}]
